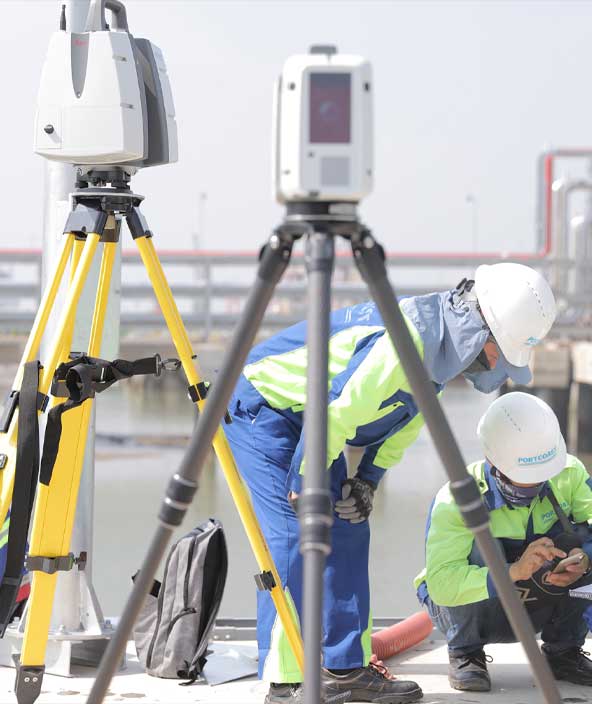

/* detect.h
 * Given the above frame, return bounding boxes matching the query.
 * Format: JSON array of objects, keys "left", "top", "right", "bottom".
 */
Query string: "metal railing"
[{"left": 0, "top": 247, "right": 590, "bottom": 339}]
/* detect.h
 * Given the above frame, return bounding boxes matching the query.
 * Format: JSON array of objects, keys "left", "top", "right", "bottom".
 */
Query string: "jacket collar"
[
  {"left": 481, "top": 461, "right": 550, "bottom": 511},
  {"left": 482, "top": 462, "right": 508, "bottom": 511}
]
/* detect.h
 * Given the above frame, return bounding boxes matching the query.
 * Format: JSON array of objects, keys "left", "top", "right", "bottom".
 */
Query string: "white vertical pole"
[{"left": 41, "top": 0, "right": 121, "bottom": 640}]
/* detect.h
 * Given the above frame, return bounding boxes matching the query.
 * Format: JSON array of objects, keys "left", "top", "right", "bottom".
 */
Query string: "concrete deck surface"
[{"left": 0, "top": 637, "right": 589, "bottom": 704}]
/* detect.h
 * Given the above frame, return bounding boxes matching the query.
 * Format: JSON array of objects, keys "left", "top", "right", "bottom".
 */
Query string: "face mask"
[
  {"left": 463, "top": 348, "right": 491, "bottom": 375},
  {"left": 463, "top": 363, "right": 510, "bottom": 394},
  {"left": 492, "top": 468, "right": 544, "bottom": 507}
]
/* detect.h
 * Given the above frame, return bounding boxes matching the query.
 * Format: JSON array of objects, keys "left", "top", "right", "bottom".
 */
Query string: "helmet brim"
[{"left": 493, "top": 331, "right": 532, "bottom": 367}]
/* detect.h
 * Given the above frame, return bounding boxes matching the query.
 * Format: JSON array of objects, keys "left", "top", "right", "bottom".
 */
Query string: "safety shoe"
[
  {"left": 265, "top": 683, "right": 303, "bottom": 703},
  {"left": 544, "top": 646, "right": 592, "bottom": 686},
  {"left": 448, "top": 649, "right": 491, "bottom": 691},
  {"left": 264, "top": 682, "right": 348, "bottom": 704},
  {"left": 323, "top": 661, "right": 423, "bottom": 703}
]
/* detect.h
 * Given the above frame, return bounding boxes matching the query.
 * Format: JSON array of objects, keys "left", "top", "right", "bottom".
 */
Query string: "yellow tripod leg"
[
  {"left": 54, "top": 236, "right": 87, "bottom": 364},
  {"left": 0, "top": 235, "right": 76, "bottom": 528},
  {"left": 134, "top": 235, "right": 304, "bottom": 676},
  {"left": 18, "top": 240, "right": 115, "bottom": 682},
  {"left": 21, "top": 235, "right": 76, "bottom": 368}
]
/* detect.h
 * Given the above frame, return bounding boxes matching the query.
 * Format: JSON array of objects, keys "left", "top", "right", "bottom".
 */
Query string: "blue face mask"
[
  {"left": 493, "top": 469, "right": 544, "bottom": 507},
  {"left": 463, "top": 350, "right": 533, "bottom": 393}
]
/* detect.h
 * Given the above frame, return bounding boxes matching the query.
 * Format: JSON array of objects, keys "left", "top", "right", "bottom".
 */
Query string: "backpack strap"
[
  {"left": 0, "top": 361, "right": 42, "bottom": 635},
  {"left": 40, "top": 354, "right": 177, "bottom": 486}
]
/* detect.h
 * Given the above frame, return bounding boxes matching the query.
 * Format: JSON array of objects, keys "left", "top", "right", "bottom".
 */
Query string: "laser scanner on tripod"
[
  {"left": 34, "top": 0, "right": 177, "bottom": 169},
  {"left": 273, "top": 45, "right": 373, "bottom": 204}
]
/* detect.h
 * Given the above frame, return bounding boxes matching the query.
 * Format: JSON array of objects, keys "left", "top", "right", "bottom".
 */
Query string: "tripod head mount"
[
  {"left": 75, "top": 165, "right": 135, "bottom": 189},
  {"left": 280, "top": 200, "right": 365, "bottom": 241},
  {"left": 64, "top": 172, "right": 149, "bottom": 243}
]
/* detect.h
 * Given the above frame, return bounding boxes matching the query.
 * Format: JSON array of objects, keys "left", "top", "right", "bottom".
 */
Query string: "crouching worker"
[{"left": 415, "top": 392, "right": 592, "bottom": 692}]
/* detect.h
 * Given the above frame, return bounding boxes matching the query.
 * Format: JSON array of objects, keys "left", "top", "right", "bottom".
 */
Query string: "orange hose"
[{"left": 371, "top": 611, "right": 433, "bottom": 660}]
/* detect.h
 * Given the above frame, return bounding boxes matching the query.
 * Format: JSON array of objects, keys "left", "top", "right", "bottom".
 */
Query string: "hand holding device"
[
  {"left": 509, "top": 537, "right": 566, "bottom": 582},
  {"left": 545, "top": 548, "right": 590, "bottom": 588},
  {"left": 552, "top": 552, "right": 586, "bottom": 574}
]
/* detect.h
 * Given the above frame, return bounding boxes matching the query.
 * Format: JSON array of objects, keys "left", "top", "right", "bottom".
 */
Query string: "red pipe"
[
  {"left": 371, "top": 611, "right": 433, "bottom": 660},
  {"left": 544, "top": 154, "right": 554, "bottom": 258},
  {"left": 11, "top": 150, "right": 592, "bottom": 263}
]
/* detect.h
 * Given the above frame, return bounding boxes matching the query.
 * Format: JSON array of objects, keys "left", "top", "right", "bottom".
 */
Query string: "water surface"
[{"left": 93, "top": 381, "right": 495, "bottom": 619}]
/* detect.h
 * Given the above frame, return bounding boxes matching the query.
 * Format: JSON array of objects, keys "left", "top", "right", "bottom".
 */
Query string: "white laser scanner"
[
  {"left": 34, "top": 0, "right": 177, "bottom": 168},
  {"left": 274, "top": 45, "right": 373, "bottom": 204}
]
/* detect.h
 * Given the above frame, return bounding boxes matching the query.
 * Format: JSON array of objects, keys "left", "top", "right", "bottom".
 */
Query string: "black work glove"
[{"left": 335, "top": 477, "right": 376, "bottom": 523}]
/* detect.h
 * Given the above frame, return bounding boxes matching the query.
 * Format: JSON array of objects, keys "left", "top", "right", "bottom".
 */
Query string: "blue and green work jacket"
[
  {"left": 231, "top": 300, "right": 438, "bottom": 492},
  {"left": 415, "top": 456, "right": 592, "bottom": 607},
  {"left": 231, "top": 289, "right": 525, "bottom": 492}
]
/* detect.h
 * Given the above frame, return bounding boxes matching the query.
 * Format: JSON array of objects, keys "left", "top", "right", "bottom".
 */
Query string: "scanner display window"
[{"left": 309, "top": 73, "right": 351, "bottom": 144}]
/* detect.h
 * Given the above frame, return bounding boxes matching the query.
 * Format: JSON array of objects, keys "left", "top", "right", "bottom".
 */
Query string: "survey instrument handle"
[{"left": 85, "top": 0, "right": 129, "bottom": 32}]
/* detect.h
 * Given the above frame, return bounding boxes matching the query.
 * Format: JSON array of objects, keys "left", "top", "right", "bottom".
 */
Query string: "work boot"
[
  {"left": 265, "top": 683, "right": 303, "bottom": 703},
  {"left": 448, "top": 649, "right": 491, "bottom": 691},
  {"left": 544, "top": 646, "right": 592, "bottom": 685},
  {"left": 323, "top": 661, "right": 423, "bottom": 703},
  {"left": 265, "top": 682, "right": 348, "bottom": 704}
]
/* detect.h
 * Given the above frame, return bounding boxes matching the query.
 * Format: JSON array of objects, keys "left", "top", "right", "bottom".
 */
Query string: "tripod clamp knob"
[{"left": 155, "top": 354, "right": 182, "bottom": 375}]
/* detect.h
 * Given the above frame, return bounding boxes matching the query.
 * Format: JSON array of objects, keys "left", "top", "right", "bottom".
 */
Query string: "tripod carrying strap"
[
  {"left": 0, "top": 353, "right": 175, "bottom": 633},
  {"left": 40, "top": 355, "right": 168, "bottom": 486},
  {"left": 0, "top": 361, "right": 41, "bottom": 636}
]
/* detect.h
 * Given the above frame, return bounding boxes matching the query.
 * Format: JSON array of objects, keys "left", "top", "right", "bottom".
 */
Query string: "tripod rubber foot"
[{"left": 14, "top": 663, "right": 44, "bottom": 704}]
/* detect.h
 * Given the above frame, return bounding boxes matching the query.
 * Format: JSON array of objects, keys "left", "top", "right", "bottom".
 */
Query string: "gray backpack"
[{"left": 133, "top": 518, "right": 228, "bottom": 682}]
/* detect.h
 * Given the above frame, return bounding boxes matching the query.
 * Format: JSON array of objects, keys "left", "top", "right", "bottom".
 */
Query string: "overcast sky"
[{"left": 3, "top": 0, "right": 592, "bottom": 254}]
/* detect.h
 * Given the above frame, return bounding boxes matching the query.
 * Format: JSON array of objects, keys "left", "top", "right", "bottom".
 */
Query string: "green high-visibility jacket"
[
  {"left": 414, "top": 455, "right": 592, "bottom": 607},
  {"left": 237, "top": 301, "right": 442, "bottom": 492}
]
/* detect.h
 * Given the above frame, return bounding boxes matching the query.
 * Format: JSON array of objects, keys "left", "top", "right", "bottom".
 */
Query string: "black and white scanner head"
[
  {"left": 34, "top": 0, "right": 178, "bottom": 172},
  {"left": 273, "top": 45, "right": 373, "bottom": 206}
]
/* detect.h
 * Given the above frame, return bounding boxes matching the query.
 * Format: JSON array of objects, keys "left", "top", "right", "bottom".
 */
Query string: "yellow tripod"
[{"left": 0, "top": 182, "right": 303, "bottom": 704}]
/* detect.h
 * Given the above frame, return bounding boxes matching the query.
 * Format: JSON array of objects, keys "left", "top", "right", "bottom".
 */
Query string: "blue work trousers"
[
  {"left": 425, "top": 592, "right": 589, "bottom": 656},
  {"left": 225, "top": 398, "right": 372, "bottom": 682}
]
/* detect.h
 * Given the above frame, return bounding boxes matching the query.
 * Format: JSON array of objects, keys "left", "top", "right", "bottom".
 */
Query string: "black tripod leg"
[
  {"left": 86, "top": 231, "right": 294, "bottom": 704},
  {"left": 351, "top": 230, "right": 562, "bottom": 704},
  {"left": 300, "top": 232, "right": 335, "bottom": 704}
]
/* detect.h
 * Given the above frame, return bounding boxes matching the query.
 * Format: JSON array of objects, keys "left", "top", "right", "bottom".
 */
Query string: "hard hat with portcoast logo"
[
  {"left": 477, "top": 391, "right": 566, "bottom": 483},
  {"left": 474, "top": 263, "right": 556, "bottom": 367}
]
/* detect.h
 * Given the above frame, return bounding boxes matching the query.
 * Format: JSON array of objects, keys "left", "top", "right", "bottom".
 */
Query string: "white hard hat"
[
  {"left": 477, "top": 392, "right": 566, "bottom": 483},
  {"left": 474, "top": 263, "right": 556, "bottom": 367}
]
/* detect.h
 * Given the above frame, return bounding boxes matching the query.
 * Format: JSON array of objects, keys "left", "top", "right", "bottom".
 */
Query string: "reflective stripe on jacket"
[{"left": 239, "top": 300, "right": 440, "bottom": 491}]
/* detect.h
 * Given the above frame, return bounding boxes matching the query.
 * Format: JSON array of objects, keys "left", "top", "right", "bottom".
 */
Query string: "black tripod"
[{"left": 88, "top": 202, "right": 562, "bottom": 704}]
